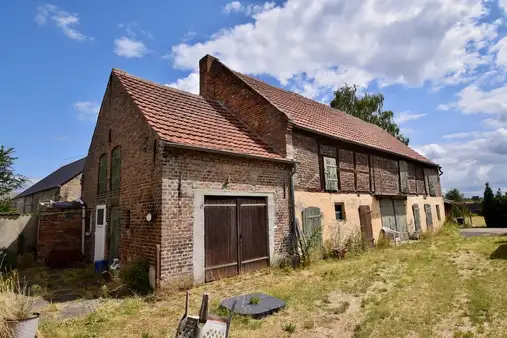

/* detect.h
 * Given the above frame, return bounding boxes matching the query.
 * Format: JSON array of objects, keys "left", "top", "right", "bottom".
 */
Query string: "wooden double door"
[
  {"left": 380, "top": 198, "right": 408, "bottom": 237},
  {"left": 204, "top": 196, "right": 269, "bottom": 282}
]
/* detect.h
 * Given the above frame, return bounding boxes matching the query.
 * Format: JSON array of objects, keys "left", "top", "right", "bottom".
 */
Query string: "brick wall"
[
  {"left": 200, "top": 55, "right": 289, "bottom": 157},
  {"left": 293, "top": 132, "right": 321, "bottom": 191},
  {"left": 292, "top": 130, "right": 441, "bottom": 196},
  {"left": 81, "top": 73, "right": 162, "bottom": 265},
  {"left": 160, "top": 147, "right": 292, "bottom": 281},
  {"left": 58, "top": 174, "right": 82, "bottom": 201},
  {"left": 37, "top": 207, "right": 82, "bottom": 267}
]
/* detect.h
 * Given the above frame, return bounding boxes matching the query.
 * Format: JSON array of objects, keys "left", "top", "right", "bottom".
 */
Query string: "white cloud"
[
  {"left": 114, "top": 37, "right": 149, "bottom": 58},
  {"left": 166, "top": 73, "right": 199, "bottom": 94},
  {"left": 74, "top": 101, "right": 100, "bottom": 121},
  {"left": 223, "top": 1, "right": 275, "bottom": 16},
  {"left": 416, "top": 128, "right": 507, "bottom": 195},
  {"left": 493, "top": 36, "right": 507, "bottom": 68},
  {"left": 396, "top": 111, "right": 427, "bottom": 124},
  {"left": 441, "top": 83, "right": 507, "bottom": 130},
  {"left": 442, "top": 132, "right": 477, "bottom": 139},
  {"left": 223, "top": 1, "right": 242, "bottom": 13},
  {"left": 171, "top": 0, "right": 500, "bottom": 99},
  {"left": 35, "top": 4, "right": 91, "bottom": 41},
  {"left": 500, "top": 0, "right": 507, "bottom": 12}
]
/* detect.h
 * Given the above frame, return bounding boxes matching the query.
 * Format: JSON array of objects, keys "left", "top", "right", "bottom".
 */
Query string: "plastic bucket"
[{"left": 6, "top": 313, "right": 40, "bottom": 338}]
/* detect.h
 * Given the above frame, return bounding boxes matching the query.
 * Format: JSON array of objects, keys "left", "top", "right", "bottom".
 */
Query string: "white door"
[{"left": 94, "top": 205, "right": 107, "bottom": 261}]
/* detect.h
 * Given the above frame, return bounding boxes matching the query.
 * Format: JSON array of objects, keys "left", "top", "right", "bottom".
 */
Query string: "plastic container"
[{"left": 94, "top": 259, "right": 109, "bottom": 273}]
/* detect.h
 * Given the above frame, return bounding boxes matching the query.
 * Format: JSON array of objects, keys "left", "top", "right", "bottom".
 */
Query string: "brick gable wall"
[
  {"left": 81, "top": 74, "right": 163, "bottom": 265},
  {"left": 159, "top": 147, "right": 292, "bottom": 281},
  {"left": 200, "top": 56, "right": 289, "bottom": 157}
]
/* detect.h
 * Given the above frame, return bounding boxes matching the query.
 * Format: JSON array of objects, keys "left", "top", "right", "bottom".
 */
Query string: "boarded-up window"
[
  {"left": 424, "top": 168, "right": 438, "bottom": 196},
  {"left": 399, "top": 160, "right": 409, "bottom": 194},
  {"left": 98, "top": 154, "right": 107, "bottom": 193},
  {"left": 323, "top": 156, "right": 338, "bottom": 191},
  {"left": 302, "top": 207, "right": 322, "bottom": 245},
  {"left": 111, "top": 147, "right": 121, "bottom": 191}
]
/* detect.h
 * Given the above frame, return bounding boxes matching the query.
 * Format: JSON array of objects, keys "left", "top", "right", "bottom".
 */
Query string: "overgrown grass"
[{"left": 39, "top": 226, "right": 507, "bottom": 337}]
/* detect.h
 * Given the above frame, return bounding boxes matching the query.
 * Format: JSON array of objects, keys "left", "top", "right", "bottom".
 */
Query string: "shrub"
[
  {"left": 120, "top": 258, "right": 152, "bottom": 295},
  {"left": 0, "top": 270, "right": 37, "bottom": 337},
  {"left": 0, "top": 249, "right": 17, "bottom": 271}
]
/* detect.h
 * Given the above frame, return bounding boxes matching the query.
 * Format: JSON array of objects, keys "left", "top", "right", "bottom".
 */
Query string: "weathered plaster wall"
[
  {"left": 294, "top": 192, "right": 382, "bottom": 242},
  {"left": 406, "top": 196, "right": 445, "bottom": 232},
  {"left": 295, "top": 192, "right": 445, "bottom": 245}
]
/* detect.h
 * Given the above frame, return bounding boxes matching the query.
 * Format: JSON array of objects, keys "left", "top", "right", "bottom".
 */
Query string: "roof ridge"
[
  {"left": 112, "top": 68, "right": 206, "bottom": 101},
  {"left": 236, "top": 71, "right": 386, "bottom": 129},
  {"left": 229, "top": 70, "right": 434, "bottom": 165}
]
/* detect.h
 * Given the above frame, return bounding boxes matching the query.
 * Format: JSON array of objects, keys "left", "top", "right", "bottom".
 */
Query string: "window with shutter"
[
  {"left": 111, "top": 147, "right": 121, "bottom": 191},
  {"left": 98, "top": 154, "right": 107, "bottom": 193},
  {"left": 323, "top": 156, "right": 338, "bottom": 191},
  {"left": 399, "top": 160, "right": 409, "bottom": 193}
]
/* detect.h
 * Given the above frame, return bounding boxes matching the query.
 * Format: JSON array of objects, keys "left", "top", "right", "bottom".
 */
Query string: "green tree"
[
  {"left": 445, "top": 188, "right": 464, "bottom": 202},
  {"left": 0, "top": 146, "right": 27, "bottom": 212},
  {"left": 330, "top": 84, "right": 409, "bottom": 145},
  {"left": 483, "top": 183, "right": 495, "bottom": 227}
]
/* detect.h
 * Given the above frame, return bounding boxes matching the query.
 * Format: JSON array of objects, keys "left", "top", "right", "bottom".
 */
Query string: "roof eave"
[
  {"left": 293, "top": 124, "right": 438, "bottom": 167},
  {"left": 162, "top": 141, "right": 295, "bottom": 164}
]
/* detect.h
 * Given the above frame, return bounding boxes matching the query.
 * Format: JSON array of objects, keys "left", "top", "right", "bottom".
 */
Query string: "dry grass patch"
[{"left": 38, "top": 227, "right": 507, "bottom": 338}]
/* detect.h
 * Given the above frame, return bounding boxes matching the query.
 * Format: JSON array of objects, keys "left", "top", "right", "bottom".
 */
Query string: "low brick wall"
[{"left": 37, "top": 207, "right": 83, "bottom": 267}]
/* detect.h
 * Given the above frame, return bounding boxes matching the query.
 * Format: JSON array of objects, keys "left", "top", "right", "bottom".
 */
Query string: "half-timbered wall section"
[{"left": 293, "top": 129, "right": 442, "bottom": 197}]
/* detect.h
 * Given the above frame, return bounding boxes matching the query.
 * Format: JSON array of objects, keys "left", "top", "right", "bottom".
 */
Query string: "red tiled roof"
[
  {"left": 235, "top": 72, "right": 435, "bottom": 165},
  {"left": 112, "top": 69, "right": 284, "bottom": 160}
]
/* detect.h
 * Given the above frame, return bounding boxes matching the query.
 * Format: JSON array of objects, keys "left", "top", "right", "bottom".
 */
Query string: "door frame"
[
  {"left": 94, "top": 204, "right": 107, "bottom": 261},
  {"left": 193, "top": 190, "right": 276, "bottom": 284}
]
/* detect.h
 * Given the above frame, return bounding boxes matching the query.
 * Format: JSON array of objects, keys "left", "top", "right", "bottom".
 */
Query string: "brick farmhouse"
[{"left": 81, "top": 55, "right": 444, "bottom": 284}]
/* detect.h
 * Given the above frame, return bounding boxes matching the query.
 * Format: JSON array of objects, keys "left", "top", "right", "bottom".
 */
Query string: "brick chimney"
[{"left": 199, "top": 54, "right": 218, "bottom": 98}]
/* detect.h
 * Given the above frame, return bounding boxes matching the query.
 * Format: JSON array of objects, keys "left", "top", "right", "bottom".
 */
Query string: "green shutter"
[
  {"left": 111, "top": 147, "right": 121, "bottom": 191},
  {"left": 98, "top": 155, "right": 107, "bottom": 193},
  {"left": 323, "top": 156, "right": 338, "bottom": 191},
  {"left": 109, "top": 207, "right": 121, "bottom": 260},
  {"left": 399, "top": 161, "right": 408, "bottom": 193},
  {"left": 302, "top": 207, "right": 322, "bottom": 245},
  {"left": 413, "top": 204, "right": 421, "bottom": 232},
  {"left": 424, "top": 204, "right": 433, "bottom": 231}
]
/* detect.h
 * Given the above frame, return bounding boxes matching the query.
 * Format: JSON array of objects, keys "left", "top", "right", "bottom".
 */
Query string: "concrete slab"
[
  {"left": 460, "top": 228, "right": 507, "bottom": 238},
  {"left": 220, "top": 292, "right": 285, "bottom": 319}
]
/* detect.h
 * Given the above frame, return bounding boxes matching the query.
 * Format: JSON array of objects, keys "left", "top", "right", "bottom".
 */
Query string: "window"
[
  {"left": 323, "top": 156, "right": 338, "bottom": 191},
  {"left": 335, "top": 203, "right": 345, "bottom": 221},
  {"left": 436, "top": 204, "right": 441, "bottom": 221},
  {"left": 98, "top": 154, "right": 107, "bottom": 193},
  {"left": 97, "top": 208, "right": 105, "bottom": 226},
  {"left": 111, "top": 147, "right": 121, "bottom": 191}
]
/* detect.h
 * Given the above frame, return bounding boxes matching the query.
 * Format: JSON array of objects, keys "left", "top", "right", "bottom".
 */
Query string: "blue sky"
[{"left": 2, "top": 0, "right": 507, "bottom": 196}]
